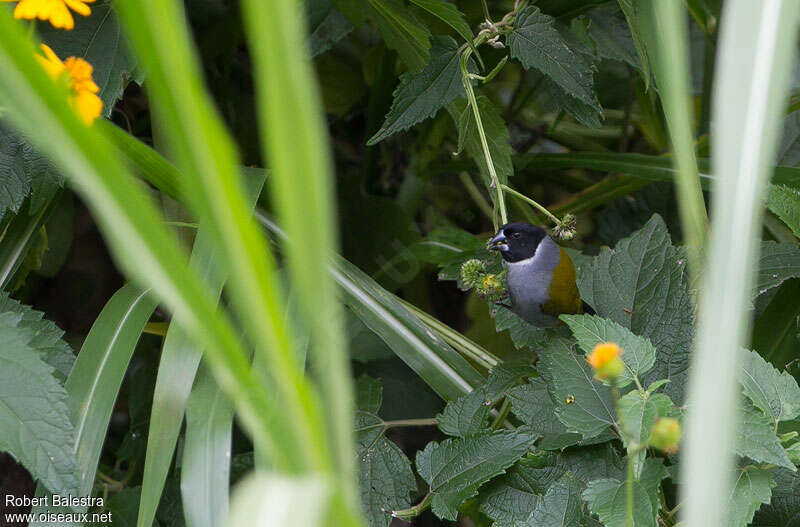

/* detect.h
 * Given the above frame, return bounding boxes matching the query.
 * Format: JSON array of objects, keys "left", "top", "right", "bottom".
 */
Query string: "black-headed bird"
[{"left": 489, "top": 222, "right": 593, "bottom": 326}]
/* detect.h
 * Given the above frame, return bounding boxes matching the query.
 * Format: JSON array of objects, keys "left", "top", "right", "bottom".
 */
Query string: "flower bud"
[
  {"left": 649, "top": 418, "right": 681, "bottom": 454},
  {"left": 460, "top": 259, "right": 486, "bottom": 289},
  {"left": 587, "top": 342, "right": 624, "bottom": 381}
]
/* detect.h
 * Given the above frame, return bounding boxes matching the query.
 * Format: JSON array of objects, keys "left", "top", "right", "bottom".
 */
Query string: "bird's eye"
[{"left": 512, "top": 232, "right": 522, "bottom": 239}]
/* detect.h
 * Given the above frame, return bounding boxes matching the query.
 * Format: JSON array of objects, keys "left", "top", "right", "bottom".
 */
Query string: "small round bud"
[
  {"left": 553, "top": 214, "right": 577, "bottom": 241},
  {"left": 587, "top": 342, "right": 625, "bottom": 381},
  {"left": 477, "top": 273, "right": 508, "bottom": 302},
  {"left": 460, "top": 259, "right": 486, "bottom": 289},
  {"left": 650, "top": 418, "right": 681, "bottom": 454}
]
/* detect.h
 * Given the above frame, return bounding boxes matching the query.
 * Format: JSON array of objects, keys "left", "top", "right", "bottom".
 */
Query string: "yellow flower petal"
[
  {"left": 8, "top": 0, "right": 90, "bottom": 30},
  {"left": 63, "top": 0, "right": 91, "bottom": 16},
  {"left": 72, "top": 89, "right": 102, "bottom": 124}
]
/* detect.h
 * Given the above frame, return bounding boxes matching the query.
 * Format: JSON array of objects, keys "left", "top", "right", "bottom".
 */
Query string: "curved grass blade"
[
  {"left": 181, "top": 361, "right": 234, "bottom": 527},
  {"left": 0, "top": 192, "right": 59, "bottom": 289},
  {"left": 681, "top": 2, "right": 800, "bottom": 526},
  {"left": 137, "top": 171, "right": 266, "bottom": 527},
  {"left": 30, "top": 283, "right": 156, "bottom": 525}
]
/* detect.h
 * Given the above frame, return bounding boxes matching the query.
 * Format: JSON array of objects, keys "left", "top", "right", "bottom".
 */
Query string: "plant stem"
[
  {"left": 491, "top": 398, "right": 511, "bottom": 430},
  {"left": 480, "top": 0, "right": 491, "bottom": 21},
  {"left": 393, "top": 491, "right": 432, "bottom": 520},
  {"left": 626, "top": 452, "right": 635, "bottom": 527},
  {"left": 459, "top": 172, "right": 494, "bottom": 220},
  {"left": 500, "top": 184, "right": 561, "bottom": 226},
  {"left": 383, "top": 418, "right": 438, "bottom": 429}
]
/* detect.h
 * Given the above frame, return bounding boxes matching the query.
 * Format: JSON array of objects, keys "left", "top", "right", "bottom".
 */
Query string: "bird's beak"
[{"left": 488, "top": 232, "right": 509, "bottom": 252}]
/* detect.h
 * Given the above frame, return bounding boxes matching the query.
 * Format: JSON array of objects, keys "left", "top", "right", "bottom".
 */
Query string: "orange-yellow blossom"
[
  {"left": 1, "top": 0, "right": 95, "bottom": 30},
  {"left": 587, "top": 342, "right": 624, "bottom": 381},
  {"left": 37, "top": 44, "right": 102, "bottom": 124}
]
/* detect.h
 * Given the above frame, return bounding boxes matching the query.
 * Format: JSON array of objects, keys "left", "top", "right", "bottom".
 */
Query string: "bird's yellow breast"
[{"left": 542, "top": 247, "right": 583, "bottom": 316}]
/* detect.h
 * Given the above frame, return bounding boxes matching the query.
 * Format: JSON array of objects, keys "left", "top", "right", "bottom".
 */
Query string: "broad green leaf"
[
  {"left": 578, "top": 215, "right": 693, "bottom": 401},
  {"left": 491, "top": 307, "right": 550, "bottom": 351},
  {"left": 615, "top": 0, "right": 651, "bottom": 88},
  {"left": 436, "top": 386, "right": 492, "bottom": 437},
  {"left": 31, "top": 284, "right": 156, "bottom": 526},
  {"left": 453, "top": 95, "right": 513, "bottom": 205},
  {"left": 508, "top": 6, "right": 600, "bottom": 111},
  {"left": 740, "top": 348, "right": 800, "bottom": 426},
  {"left": 584, "top": 5, "right": 639, "bottom": 69},
  {"left": 307, "top": 0, "right": 354, "bottom": 57},
  {"left": 39, "top": 0, "right": 141, "bottom": 112},
  {"left": 228, "top": 475, "right": 331, "bottom": 527},
  {"left": 524, "top": 473, "right": 584, "bottom": 527},
  {"left": 368, "top": 36, "right": 469, "bottom": 145},
  {"left": 582, "top": 459, "right": 668, "bottom": 527},
  {"left": 0, "top": 296, "right": 78, "bottom": 498},
  {"left": 355, "top": 382, "right": 416, "bottom": 527},
  {"left": 416, "top": 428, "right": 538, "bottom": 520},
  {"left": 506, "top": 378, "right": 582, "bottom": 450},
  {"left": 408, "top": 0, "right": 472, "bottom": 45},
  {"left": 544, "top": 79, "right": 603, "bottom": 129},
  {"left": 735, "top": 401, "right": 794, "bottom": 470},
  {"left": 538, "top": 337, "right": 617, "bottom": 440},
  {"left": 368, "top": 0, "right": 431, "bottom": 72},
  {"left": 561, "top": 314, "right": 657, "bottom": 389},
  {"left": 616, "top": 390, "right": 658, "bottom": 475},
  {"left": 754, "top": 241, "right": 800, "bottom": 296},
  {"left": 752, "top": 468, "right": 800, "bottom": 526},
  {"left": 766, "top": 184, "right": 800, "bottom": 238},
  {"left": 0, "top": 124, "right": 61, "bottom": 220},
  {"left": 751, "top": 279, "right": 800, "bottom": 366},
  {"left": 180, "top": 361, "right": 235, "bottom": 527},
  {"left": 727, "top": 466, "right": 774, "bottom": 527}
]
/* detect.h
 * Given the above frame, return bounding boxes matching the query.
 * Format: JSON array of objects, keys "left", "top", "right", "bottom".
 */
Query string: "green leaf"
[
  {"left": 437, "top": 386, "right": 492, "bottom": 437},
  {"left": 368, "top": 0, "right": 431, "bottom": 72},
  {"left": 0, "top": 124, "right": 62, "bottom": 221},
  {"left": 735, "top": 401, "right": 795, "bottom": 470},
  {"left": 578, "top": 215, "right": 693, "bottom": 402},
  {"left": 408, "top": 0, "right": 472, "bottom": 45},
  {"left": 538, "top": 337, "right": 617, "bottom": 440},
  {"left": 524, "top": 473, "right": 584, "bottom": 527},
  {"left": 506, "top": 378, "right": 582, "bottom": 450},
  {"left": 752, "top": 279, "right": 800, "bottom": 368},
  {"left": 615, "top": 0, "right": 652, "bottom": 88},
  {"left": 766, "top": 184, "right": 800, "bottom": 238},
  {"left": 727, "top": 466, "right": 774, "bottom": 527},
  {"left": 416, "top": 428, "right": 538, "bottom": 520},
  {"left": 616, "top": 390, "right": 664, "bottom": 476},
  {"left": 582, "top": 458, "right": 668, "bottom": 527},
  {"left": 584, "top": 5, "right": 639, "bottom": 69},
  {"left": 740, "top": 348, "right": 800, "bottom": 426},
  {"left": 755, "top": 241, "right": 800, "bottom": 297},
  {"left": 39, "top": 0, "right": 141, "bottom": 112},
  {"left": 0, "top": 295, "right": 79, "bottom": 497},
  {"left": 368, "top": 36, "right": 469, "bottom": 145},
  {"left": 752, "top": 468, "right": 800, "bottom": 526},
  {"left": 453, "top": 95, "right": 513, "bottom": 204},
  {"left": 561, "top": 314, "right": 657, "bottom": 389},
  {"left": 307, "top": 0, "right": 354, "bottom": 57},
  {"left": 508, "top": 6, "right": 600, "bottom": 111},
  {"left": 544, "top": 79, "right": 603, "bottom": 129},
  {"left": 355, "top": 374, "right": 383, "bottom": 414}
]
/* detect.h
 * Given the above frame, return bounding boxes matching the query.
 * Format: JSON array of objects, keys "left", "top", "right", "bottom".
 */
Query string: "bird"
[{"left": 489, "top": 221, "right": 593, "bottom": 326}]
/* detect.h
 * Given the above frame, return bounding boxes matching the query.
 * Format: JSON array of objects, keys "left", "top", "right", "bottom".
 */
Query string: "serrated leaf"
[
  {"left": 508, "top": 6, "right": 600, "bottom": 111},
  {"left": 523, "top": 473, "right": 584, "bottom": 527},
  {"left": 491, "top": 307, "right": 550, "bottom": 351},
  {"left": 544, "top": 79, "right": 603, "bottom": 128},
  {"left": 735, "top": 401, "right": 795, "bottom": 470},
  {"left": 752, "top": 467, "right": 800, "bottom": 526},
  {"left": 578, "top": 215, "right": 693, "bottom": 402},
  {"left": 538, "top": 337, "right": 617, "bottom": 440},
  {"left": 0, "top": 124, "right": 62, "bottom": 220},
  {"left": 727, "top": 466, "right": 774, "bottom": 527},
  {"left": 507, "top": 378, "right": 582, "bottom": 450},
  {"left": 368, "top": 37, "right": 469, "bottom": 145},
  {"left": 416, "top": 428, "right": 538, "bottom": 520},
  {"left": 616, "top": 390, "right": 657, "bottom": 476},
  {"left": 582, "top": 459, "right": 667, "bottom": 527},
  {"left": 452, "top": 95, "right": 514, "bottom": 206},
  {"left": 408, "top": 0, "right": 472, "bottom": 45},
  {"left": 740, "top": 349, "right": 800, "bottom": 426},
  {"left": 355, "top": 374, "right": 384, "bottom": 414},
  {"left": 484, "top": 359, "right": 536, "bottom": 400},
  {"left": 766, "top": 184, "right": 800, "bottom": 238},
  {"left": 615, "top": 0, "right": 651, "bottom": 88},
  {"left": 0, "top": 298, "right": 79, "bottom": 498},
  {"left": 437, "top": 386, "right": 492, "bottom": 437},
  {"left": 39, "top": 0, "right": 140, "bottom": 112},
  {"left": 755, "top": 241, "right": 800, "bottom": 296},
  {"left": 307, "top": 0, "right": 354, "bottom": 57},
  {"left": 584, "top": 5, "right": 639, "bottom": 68},
  {"left": 368, "top": 0, "right": 431, "bottom": 71},
  {"left": 562, "top": 314, "right": 656, "bottom": 389}
]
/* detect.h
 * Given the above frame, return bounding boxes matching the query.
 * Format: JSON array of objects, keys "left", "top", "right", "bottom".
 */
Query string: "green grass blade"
[
  {"left": 0, "top": 192, "right": 59, "bottom": 289},
  {"left": 137, "top": 171, "right": 266, "bottom": 527},
  {"left": 752, "top": 279, "right": 800, "bottom": 368},
  {"left": 644, "top": 0, "right": 709, "bottom": 278},
  {"left": 112, "top": 0, "right": 329, "bottom": 475},
  {"left": 0, "top": 8, "right": 291, "bottom": 473},
  {"left": 30, "top": 283, "right": 156, "bottom": 524},
  {"left": 181, "top": 361, "right": 235, "bottom": 527},
  {"left": 241, "top": 0, "right": 355, "bottom": 504},
  {"left": 681, "top": 2, "right": 800, "bottom": 526}
]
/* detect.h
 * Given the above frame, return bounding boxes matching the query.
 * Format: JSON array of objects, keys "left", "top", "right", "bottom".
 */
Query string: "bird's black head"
[{"left": 488, "top": 222, "right": 547, "bottom": 262}]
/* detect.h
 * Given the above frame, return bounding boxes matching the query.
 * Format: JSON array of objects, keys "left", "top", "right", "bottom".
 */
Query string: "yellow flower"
[
  {"left": 587, "top": 342, "right": 625, "bottom": 381},
  {"left": 2, "top": 0, "right": 94, "bottom": 30},
  {"left": 37, "top": 44, "right": 102, "bottom": 124}
]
